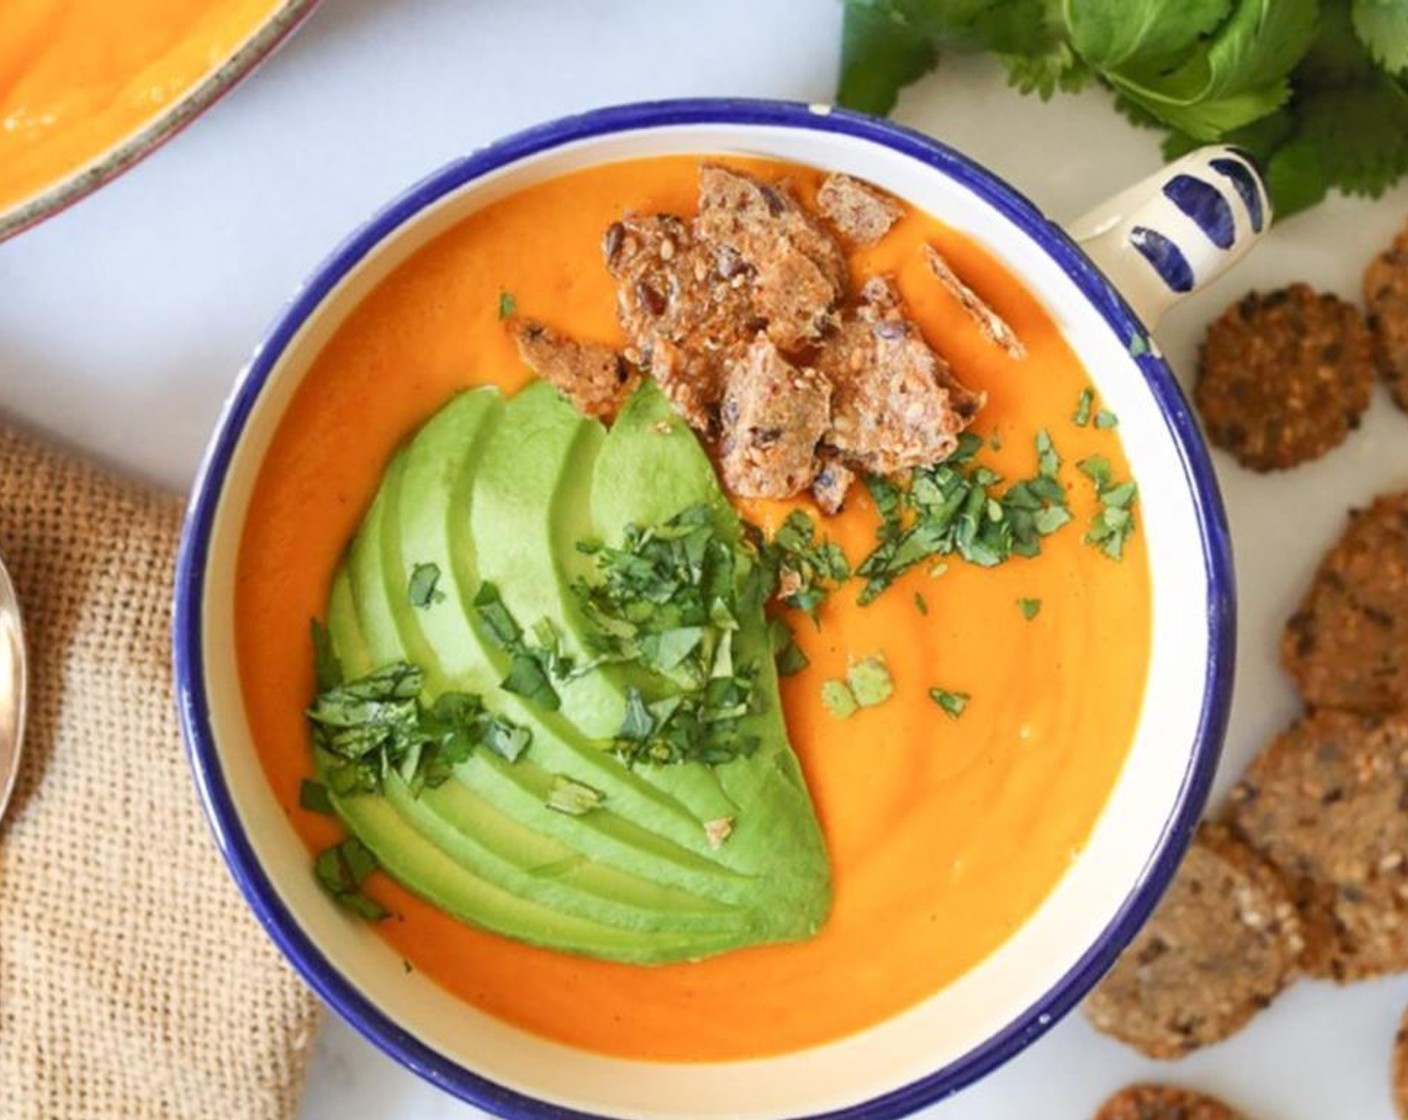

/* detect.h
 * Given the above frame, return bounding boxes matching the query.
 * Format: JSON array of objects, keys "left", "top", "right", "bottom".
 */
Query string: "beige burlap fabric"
[{"left": 0, "top": 421, "right": 319, "bottom": 1120}]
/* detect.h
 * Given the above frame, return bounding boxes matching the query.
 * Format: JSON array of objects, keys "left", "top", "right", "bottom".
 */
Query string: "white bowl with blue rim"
[{"left": 174, "top": 99, "right": 1262, "bottom": 1120}]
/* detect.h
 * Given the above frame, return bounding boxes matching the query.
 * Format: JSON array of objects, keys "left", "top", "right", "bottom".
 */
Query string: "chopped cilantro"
[
  {"left": 472, "top": 582, "right": 564, "bottom": 711},
  {"left": 497, "top": 290, "right": 516, "bottom": 320},
  {"left": 305, "top": 647, "right": 531, "bottom": 796},
  {"left": 847, "top": 654, "right": 894, "bottom": 708},
  {"left": 821, "top": 679, "right": 859, "bottom": 720},
  {"left": 546, "top": 776, "right": 604, "bottom": 816},
  {"left": 575, "top": 504, "right": 763, "bottom": 767},
  {"left": 298, "top": 778, "right": 335, "bottom": 816},
  {"left": 311, "top": 618, "right": 342, "bottom": 691},
  {"left": 915, "top": 591, "right": 929, "bottom": 615},
  {"left": 1018, "top": 597, "right": 1042, "bottom": 620},
  {"left": 408, "top": 562, "right": 444, "bottom": 609},
  {"left": 769, "top": 617, "right": 811, "bottom": 676},
  {"left": 1094, "top": 409, "right": 1120, "bottom": 430},
  {"left": 836, "top": 1, "right": 1408, "bottom": 217},
  {"left": 1073, "top": 388, "right": 1094, "bottom": 427},
  {"left": 760, "top": 510, "right": 851, "bottom": 620},
  {"left": 1127, "top": 333, "right": 1149, "bottom": 358},
  {"left": 314, "top": 837, "right": 388, "bottom": 921},
  {"left": 856, "top": 430, "right": 1073, "bottom": 603},
  {"left": 928, "top": 688, "right": 970, "bottom": 719},
  {"left": 1078, "top": 456, "right": 1140, "bottom": 560}
]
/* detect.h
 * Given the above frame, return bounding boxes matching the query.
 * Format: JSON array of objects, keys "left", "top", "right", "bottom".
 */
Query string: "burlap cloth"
[{"left": 0, "top": 421, "right": 320, "bottom": 1119}]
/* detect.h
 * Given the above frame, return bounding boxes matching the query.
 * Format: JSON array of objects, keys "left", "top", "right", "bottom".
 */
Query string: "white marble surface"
[{"left": 5, "top": 1, "right": 1408, "bottom": 1116}]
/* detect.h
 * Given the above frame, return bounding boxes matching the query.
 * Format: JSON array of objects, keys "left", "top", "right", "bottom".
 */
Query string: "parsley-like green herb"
[
  {"left": 497, "top": 290, "right": 516, "bottom": 320},
  {"left": 472, "top": 582, "right": 564, "bottom": 711},
  {"left": 1078, "top": 455, "right": 1140, "bottom": 560},
  {"left": 311, "top": 619, "right": 342, "bottom": 691},
  {"left": 821, "top": 679, "right": 859, "bottom": 720},
  {"left": 760, "top": 510, "right": 851, "bottom": 620},
  {"left": 408, "top": 562, "right": 444, "bottom": 609},
  {"left": 546, "top": 775, "right": 604, "bottom": 816},
  {"left": 915, "top": 591, "right": 929, "bottom": 615},
  {"left": 769, "top": 617, "right": 811, "bottom": 676},
  {"left": 855, "top": 430, "right": 1073, "bottom": 603},
  {"left": 1073, "top": 388, "right": 1094, "bottom": 427},
  {"left": 848, "top": 654, "right": 895, "bottom": 708},
  {"left": 929, "top": 688, "right": 971, "bottom": 719},
  {"left": 1127, "top": 333, "right": 1150, "bottom": 358},
  {"left": 299, "top": 778, "right": 335, "bottom": 816},
  {"left": 314, "top": 837, "right": 389, "bottom": 921},
  {"left": 305, "top": 645, "right": 531, "bottom": 796},
  {"left": 1018, "top": 597, "right": 1042, "bottom": 620},
  {"left": 837, "top": 0, "right": 1408, "bottom": 218},
  {"left": 1094, "top": 409, "right": 1120, "bottom": 430},
  {"left": 575, "top": 503, "right": 763, "bottom": 767}
]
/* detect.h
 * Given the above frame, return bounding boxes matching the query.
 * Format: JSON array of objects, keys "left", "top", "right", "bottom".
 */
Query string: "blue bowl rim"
[{"left": 173, "top": 96, "right": 1235, "bottom": 1120}]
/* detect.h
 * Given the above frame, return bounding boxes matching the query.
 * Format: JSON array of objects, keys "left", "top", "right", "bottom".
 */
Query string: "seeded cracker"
[
  {"left": 603, "top": 214, "right": 757, "bottom": 431},
  {"left": 816, "top": 172, "right": 904, "bottom": 247},
  {"left": 513, "top": 322, "right": 639, "bottom": 420},
  {"left": 1194, "top": 284, "right": 1375, "bottom": 470},
  {"left": 696, "top": 164, "right": 848, "bottom": 350},
  {"left": 1084, "top": 823, "right": 1301, "bottom": 1058},
  {"left": 921, "top": 244, "right": 1027, "bottom": 360},
  {"left": 719, "top": 337, "right": 831, "bottom": 498},
  {"left": 1229, "top": 710, "right": 1408, "bottom": 982},
  {"left": 1283, "top": 490, "right": 1408, "bottom": 714},
  {"left": 816, "top": 276, "right": 985, "bottom": 475},
  {"left": 1364, "top": 221, "right": 1408, "bottom": 413},
  {"left": 1093, "top": 1084, "right": 1248, "bottom": 1120}
]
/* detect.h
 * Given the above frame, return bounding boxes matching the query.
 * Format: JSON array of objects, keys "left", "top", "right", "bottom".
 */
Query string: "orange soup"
[
  {"left": 236, "top": 155, "right": 1151, "bottom": 1062},
  {"left": 0, "top": 0, "right": 286, "bottom": 215}
]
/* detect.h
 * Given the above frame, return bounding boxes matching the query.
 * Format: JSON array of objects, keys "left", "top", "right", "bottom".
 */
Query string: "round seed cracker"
[
  {"left": 1094, "top": 1084, "right": 1247, "bottom": 1120},
  {"left": 1364, "top": 228, "right": 1408, "bottom": 413},
  {"left": 1229, "top": 710, "right": 1408, "bottom": 982},
  {"left": 1084, "top": 823, "right": 1300, "bottom": 1059},
  {"left": 1195, "top": 284, "right": 1375, "bottom": 470},
  {"left": 1283, "top": 490, "right": 1408, "bottom": 714}
]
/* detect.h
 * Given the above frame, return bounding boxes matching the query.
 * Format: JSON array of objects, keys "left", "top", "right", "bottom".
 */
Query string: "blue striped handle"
[{"left": 1067, "top": 146, "right": 1271, "bottom": 327}]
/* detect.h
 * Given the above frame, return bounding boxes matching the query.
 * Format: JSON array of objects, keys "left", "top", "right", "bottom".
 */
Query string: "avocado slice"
[{"left": 320, "top": 381, "right": 832, "bottom": 963}]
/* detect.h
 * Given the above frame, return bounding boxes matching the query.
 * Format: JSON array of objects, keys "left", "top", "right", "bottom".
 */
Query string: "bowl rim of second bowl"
[
  {"left": 0, "top": 0, "right": 321, "bottom": 245},
  {"left": 173, "top": 96, "right": 1235, "bottom": 1120}
]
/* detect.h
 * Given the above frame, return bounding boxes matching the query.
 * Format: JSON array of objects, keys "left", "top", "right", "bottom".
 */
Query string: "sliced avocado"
[{"left": 321, "top": 381, "right": 832, "bottom": 963}]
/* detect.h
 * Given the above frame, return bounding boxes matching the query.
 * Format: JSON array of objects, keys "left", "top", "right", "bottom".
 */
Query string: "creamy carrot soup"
[
  {"left": 0, "top": 0, "right": 284, "bottom": 214},
  {"left": 236, "top": 156, "right": 1151, "bottom": 1062}
]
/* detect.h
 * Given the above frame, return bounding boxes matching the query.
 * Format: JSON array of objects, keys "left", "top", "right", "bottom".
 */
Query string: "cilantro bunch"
[{"left": 839, "top": 0, "right": 1408, "bottom": 217}]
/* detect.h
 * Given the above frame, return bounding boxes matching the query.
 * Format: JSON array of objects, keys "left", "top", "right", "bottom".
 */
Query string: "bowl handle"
[{"left": 1066, "top": 145, "right": 1271, "bottom": 328}]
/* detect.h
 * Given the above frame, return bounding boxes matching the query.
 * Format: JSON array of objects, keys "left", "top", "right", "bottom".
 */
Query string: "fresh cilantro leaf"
[
  {"left": 1065, "top": 0, "right": 1232, "bottom": 72},
  {"left": 839, "top": 1, "right": 939, "bottom": 115},
  {"left": 1073, "top": 388, "right": 1094, "bottom": 426},
  {"left": 1094, "top": 408, "right": 1119, "bottom": 429},
  {"left": 1295, "top": 76, "right": 1408, "bottom": 198},
  {"left": 929, "top": 687, "right": 970, "bottom": 718},
  {"left": 847, "top": 654, "right": 895, "bottom": 708},
  {"left": 1353, "top": 0, "right": 1408, "bottom": 75},
  {"left": 314, "top": 837, "right": 389, "bottom": 921},
  {"left": 546, "top": 776, "right": 604, "bottom": 816},
  {"left": 761, "top": 510, "right": 852, "bottom": 621},
  {"left": 1002, "top": 39, "right": 1091, "bottom": 99},
  {"left": 498, "top": 290, "right": 516, "bottom": 320},
  {"left": 1079, "top": 456, "right": 1140, "bottom": 559},
  {"left": 407, "top": 562, "right": 444, "bottom": 609},
  {"left": 821, "top": 679, "right": 859, "bottom": 720},
  {"left": 1018, "top": 597, "right": 1042, "bottom": 620},
  {"left": 501, "top": 653, "right": 561, "bottom": 711},
  {"left": 915, "top": 590, "right": 929, "bottom": 615},
  {"left": 299, "top": 779, "right": 335, "bottom": 816},
  {"left": 769, "top": 617, "right": 811, "bottom": 676},
  {"left": 310, "top": 619, "right": 343, "bottom": 690}
]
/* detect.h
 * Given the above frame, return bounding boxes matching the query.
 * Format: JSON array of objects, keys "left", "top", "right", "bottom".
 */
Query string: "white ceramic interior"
[{"left": 188, "top": 114, "right": 1223, "bottom": 1119}]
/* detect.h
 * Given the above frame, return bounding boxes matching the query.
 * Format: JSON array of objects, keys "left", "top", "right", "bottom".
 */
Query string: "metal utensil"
[{"left": 0, "top": 552, "right": 26, "bottom": 824}]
